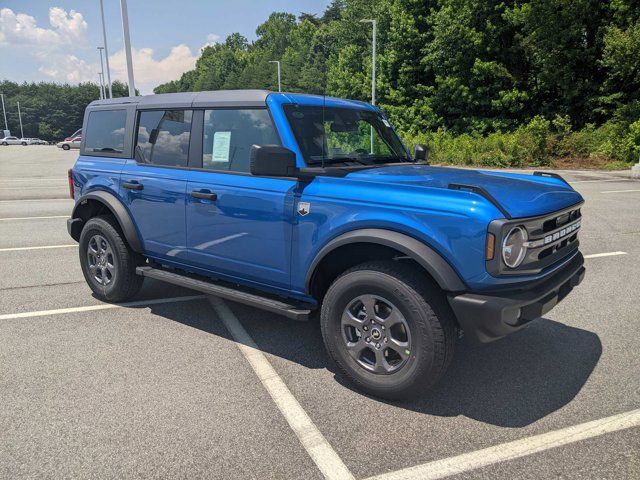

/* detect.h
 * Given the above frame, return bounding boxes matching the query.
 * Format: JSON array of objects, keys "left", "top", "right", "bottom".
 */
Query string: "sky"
[{"left": 0, "top": 0, "right": 330, "bottom": 94}]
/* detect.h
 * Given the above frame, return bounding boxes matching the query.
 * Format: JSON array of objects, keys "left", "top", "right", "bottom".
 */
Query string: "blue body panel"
[
  {"left": 185, "top": 171, "right": 297, "bottom": 291},
  {"left": 119, "top": 159, "right": 190, "bottom": 261},
  {"left": 71, "top": 92, "right": 585, "bottom": 301}
]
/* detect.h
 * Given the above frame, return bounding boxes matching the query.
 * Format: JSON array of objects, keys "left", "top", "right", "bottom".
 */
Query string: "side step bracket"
[{"left": 136, "top": 266, "right": 313, "bottom": 321}]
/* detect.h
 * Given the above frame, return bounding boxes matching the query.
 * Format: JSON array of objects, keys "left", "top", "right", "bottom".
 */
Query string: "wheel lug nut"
[
  {"left": 365, "top": 337, "right": 370, "bottom": 343},
  {"left": 384, "top": 338, "right": 388, "bottom": 343},
  {"left": 363, "top": 326, "right": 368, "bottom": 331},
  {"left": 381, "top": 326, "right": 385, "bottom": 330},
  {"left": 375, "top": 343, "right": 380, "bottom": 348}
]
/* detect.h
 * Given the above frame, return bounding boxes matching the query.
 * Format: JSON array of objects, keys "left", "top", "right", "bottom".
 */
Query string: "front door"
[
  {"left": 120, "top": 109, "right": 193, "bottom": 261},
  {"left": 185, "top": 108, "right": 296, "bottom": 291}
]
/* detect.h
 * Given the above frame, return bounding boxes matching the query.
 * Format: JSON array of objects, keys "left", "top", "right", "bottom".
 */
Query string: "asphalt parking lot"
[{"left": 1, "top": 145, "right": 639, "bottom": 479}]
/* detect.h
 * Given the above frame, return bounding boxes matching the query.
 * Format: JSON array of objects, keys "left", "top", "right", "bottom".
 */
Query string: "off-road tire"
[
  {"left": 79, "top": 215, "right": 144, "bottom": 302},
  {"left": 320, "top": 260, "right": 456, "bottom": 400}
]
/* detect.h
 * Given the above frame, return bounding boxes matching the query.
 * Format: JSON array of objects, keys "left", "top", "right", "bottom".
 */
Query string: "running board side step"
[{"left": 136, "top": 266, "right": 313, "bottom": 321}]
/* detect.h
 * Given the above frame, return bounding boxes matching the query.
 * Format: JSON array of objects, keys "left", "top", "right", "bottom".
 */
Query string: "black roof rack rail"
[
  {"left": 448, "top": 183, "right": 512, "bottom": 219},
  {"left": 533, "top": 171, "right": 573, "bottom": 188}
]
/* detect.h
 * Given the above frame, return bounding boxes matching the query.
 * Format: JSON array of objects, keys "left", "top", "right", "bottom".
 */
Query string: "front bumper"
[{"left": 448, "top": 252, "right": 585, "bottom": 343}]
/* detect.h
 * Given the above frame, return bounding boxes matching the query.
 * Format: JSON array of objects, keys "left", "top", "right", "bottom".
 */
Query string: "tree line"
[
  {"left": 0, "top": 81, "right": 129, "bottom": 141},
  {"left": 155, "top": 0, "right": 640, "bottom": 166},
  {"left": 2, "top": 0, "right": 638, "bottom": 166}
]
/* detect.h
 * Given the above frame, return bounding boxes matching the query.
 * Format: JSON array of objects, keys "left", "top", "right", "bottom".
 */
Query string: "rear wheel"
[
  {"left": 21, "top": 142, "right": 27, "bottom": 146},
  {"left": 320, "top": 261, "right": 456, "bottom": 400},
  {"left": 79, "top": 215, "right": 144, "bottom": 302}
]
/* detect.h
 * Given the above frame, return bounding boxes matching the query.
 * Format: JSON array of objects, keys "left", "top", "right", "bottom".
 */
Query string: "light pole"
[
  {"left": 360, "top": 19, "right": 377, "bottom": 106},
  {"left": 360, "top": 19, "right": 377, "bottom": 153},
  {"left": 120, "top": 0, "right": 136, "bottom": 97},
  {"left": 97, "top": 46, "right": 107, "bottom": 98},
  {"left": 269, "top": 60, "right": 281, "bottom": 92},
  {"left": 17, "top": 101, "right": 24, "bottom": 139},
  {"left": 0, "top": 93, "right": 7, "bottom": 132},
  {"left": 98, "top": 73, "right": 105, "bottom": 99},
  {"left": 99, "top": 0, "right": 113, "bottom": 98}
]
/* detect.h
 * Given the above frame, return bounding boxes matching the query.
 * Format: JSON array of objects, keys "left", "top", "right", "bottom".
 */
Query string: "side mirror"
[
  {"left": 414, "top": 144, "right": 429, "bottom": 163},
  {"left": 250, "top": 145, "right": 297, "bottom": 177}
]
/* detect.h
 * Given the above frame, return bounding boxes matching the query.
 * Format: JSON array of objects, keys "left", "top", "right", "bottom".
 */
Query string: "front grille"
[{"left": 487, "top": 203, "right": 583, "bottom": 277}]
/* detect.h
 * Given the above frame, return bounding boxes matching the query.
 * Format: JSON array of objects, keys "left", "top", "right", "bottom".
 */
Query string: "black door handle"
[
  {"left": 191, "top": 190, "right": 217, "bottom": 201},
  {"left": 123, "top": 181, "right": 143, "bottom": 190}
]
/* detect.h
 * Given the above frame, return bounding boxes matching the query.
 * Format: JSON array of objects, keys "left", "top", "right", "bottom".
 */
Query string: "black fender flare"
[
  {"left": 305, "top": 228, "right": 466, "bottom": 293},
  {"left": 70, "top": 191, "right": 143, "bottom": 252}
]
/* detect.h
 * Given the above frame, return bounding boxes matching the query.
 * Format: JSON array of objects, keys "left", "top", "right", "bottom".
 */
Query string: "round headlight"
[{"left": 502, "top": 226, "right": 528, "bottom": 268}]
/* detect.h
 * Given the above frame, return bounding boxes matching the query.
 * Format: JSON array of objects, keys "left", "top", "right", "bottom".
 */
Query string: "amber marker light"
[{"left": 486, "top": 232, "right": 495, "bottom": 260}]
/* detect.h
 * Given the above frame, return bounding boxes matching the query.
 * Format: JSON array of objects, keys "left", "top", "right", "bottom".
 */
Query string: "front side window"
[
  {"left": 85, "top": 110, "right": 127, "bottom": 153},
  {"left": 284, "top": 105, "right": 410, "bottom": 166},
  {"left": 202, "top": 109, "right": 280, "bottom": 173},
  {"left": 136, "top": 110, "right": 192, "bottom": 167}
]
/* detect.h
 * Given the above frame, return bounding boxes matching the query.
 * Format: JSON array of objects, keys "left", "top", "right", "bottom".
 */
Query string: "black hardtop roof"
[{"left": 87, "top": 89, "right": 271, "bottom": 109}]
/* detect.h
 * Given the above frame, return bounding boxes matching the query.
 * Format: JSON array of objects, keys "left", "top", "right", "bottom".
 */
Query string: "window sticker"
[{"left": 212, "top": 131, "right": 231, "bottom": 162}]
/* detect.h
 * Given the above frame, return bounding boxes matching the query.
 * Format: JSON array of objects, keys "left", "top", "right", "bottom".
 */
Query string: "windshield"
[{"left": 284, "top": 105, "right": 410, "bottom": 166}]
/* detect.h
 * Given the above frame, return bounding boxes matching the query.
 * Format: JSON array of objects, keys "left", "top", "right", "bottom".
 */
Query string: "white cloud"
[
  {"left": 108, "top": 45, "right": 198, "bottom": 93},
  {"left": 2, "top": 6, "right": 200, "bottom": 94},
  {"left": 0, "top": 7, "right": 87, "bottom": 46},
  {"left": 38, "top": 55, "right": 95, "bottom": 83},
  {"left": 204, "top": 33, "right": 221, "bottom": 47},
  {"left": 39, "top": 45, "right": 198, "bottom": 94}
]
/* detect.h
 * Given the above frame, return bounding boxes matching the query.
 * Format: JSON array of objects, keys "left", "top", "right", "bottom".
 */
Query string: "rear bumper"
[{"left": 448, "top": 253, "right": 585, "bottom": 343}]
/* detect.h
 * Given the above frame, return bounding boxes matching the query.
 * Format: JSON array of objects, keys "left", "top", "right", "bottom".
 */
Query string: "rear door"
[
  {"left": 119, "top": 109, "right": 194, "bottom": 261},
  {"left": 185, "top": 108, "right": 296, "bottom": 291}
]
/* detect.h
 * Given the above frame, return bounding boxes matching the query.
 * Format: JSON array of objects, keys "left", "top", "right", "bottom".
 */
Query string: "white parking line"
[
  {"left": 0, "top": 198, "right": 72, "bottom": 203},
  {"left": 601, "top": 189, "right": 640, "bottom": 194},
  {"left": 365, "top": 408, "right": 640, "bottom": 480},
  {"left": 584, "top": 251, "right": 627, "bottom": 259},
  {"left": 0, "top": 215, "right": 68, "bottom": 221},
  {"left": 0, "top": 295, "right": 205, "bottom": 321},
  {"left": 208, "top": 297, "right": 355, "bottom": 480},
  {"left": 0, "top": 186, "right": 67, "bottom": 190},
  {"left": 569, "top": 178, "right": 634, "bottom": 184},
  {"left": 0, "top": 244, "right": 77, "bottom": 252}
]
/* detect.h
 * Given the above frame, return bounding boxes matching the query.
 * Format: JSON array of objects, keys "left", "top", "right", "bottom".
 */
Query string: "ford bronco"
[{"left": 67, "top": 90, "right": 585, "bottom": 399}]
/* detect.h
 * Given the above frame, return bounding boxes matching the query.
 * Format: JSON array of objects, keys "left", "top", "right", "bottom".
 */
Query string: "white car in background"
[
  {"left": 23, "top": 138, "right": 48, "bottom": 145},
  {"left": 1, "top": 136, "right": 21, "bottom": 145},
  {"left": 56, "top": 136, "right": 82, "bottom": 150}
]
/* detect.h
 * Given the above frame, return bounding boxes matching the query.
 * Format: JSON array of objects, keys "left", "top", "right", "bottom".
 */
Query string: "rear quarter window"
[{"left": 85, "top": 110, "right": 127, "bottom": 154}]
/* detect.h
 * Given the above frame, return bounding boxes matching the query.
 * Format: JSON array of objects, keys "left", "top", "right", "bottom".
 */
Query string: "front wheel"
[
  {"left": 21, "top": 142, "right": 27, "bottom": 146},
  {"left": 62, "top": 144, "right": 70, "bottom": 150},
  {"left": 79, "top": 216, "right": 144, "bottom": 302},
  {"left": 1, "top": 142, "right": 7, "bottom": 146},
  {"left": 320, "top": 261, "right": 456, "bottom": 400}
]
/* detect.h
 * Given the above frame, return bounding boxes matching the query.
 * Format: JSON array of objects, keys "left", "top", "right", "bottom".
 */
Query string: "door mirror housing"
[
  {"left": 250, "top": 145, "right": 298, "bottom": 177},
  {"left": 414, "top": 144, "right": 429, "bottom": 163}
]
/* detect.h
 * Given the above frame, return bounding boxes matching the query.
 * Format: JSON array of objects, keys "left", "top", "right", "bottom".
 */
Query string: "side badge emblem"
[{"left": 297, "top": 202, "right": 311, "bottom": 216}]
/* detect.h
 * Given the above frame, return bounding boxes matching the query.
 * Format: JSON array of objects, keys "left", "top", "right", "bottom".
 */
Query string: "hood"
[{"left": 345, "top": 164, "right": 583, "bottom": 218}]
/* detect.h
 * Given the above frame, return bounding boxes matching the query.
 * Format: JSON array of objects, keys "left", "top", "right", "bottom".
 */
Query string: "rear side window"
[
  {"left": 202, "top": 109, "right": 280, "bottom": 172},
  {"left": 85, "top": 110, "right": 127, "bottom": 153},
  {"left": 135, "top": 110, "right": 192, "bottom": 167}
]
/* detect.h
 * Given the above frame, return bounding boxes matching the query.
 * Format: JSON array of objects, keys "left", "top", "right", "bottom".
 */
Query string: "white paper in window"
[{"left": 212, "top": 131, "right": 231, "bottom": 162}]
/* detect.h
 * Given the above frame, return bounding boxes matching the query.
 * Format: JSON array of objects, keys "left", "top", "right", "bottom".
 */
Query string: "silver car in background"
[
  {"left": 1, "top": 136, "right": 21, "bottom": 145},
  {"left": 56, "top": 136, "right": 82, "bottom": 150}
]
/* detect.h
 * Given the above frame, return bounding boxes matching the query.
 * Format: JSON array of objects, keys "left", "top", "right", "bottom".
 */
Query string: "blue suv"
[{"left": 67, "top": 90, "right": 585, "bottom": 399}]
